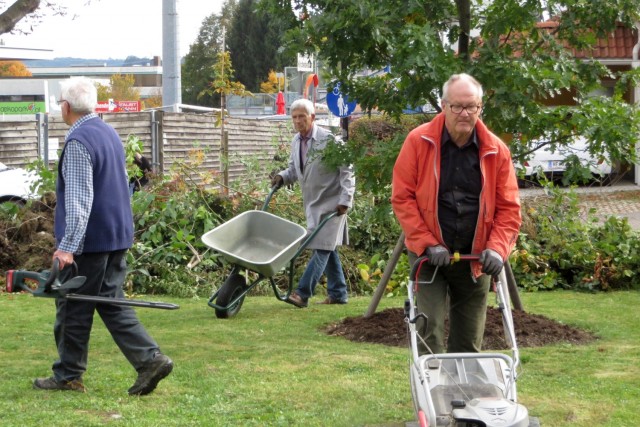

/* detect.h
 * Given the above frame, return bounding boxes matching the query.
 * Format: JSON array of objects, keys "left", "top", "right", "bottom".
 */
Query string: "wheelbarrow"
[
  {"left": 201, "top": 185, "right": 338, "bottom": 318},
  {"left": 404, "top": 253, "right": 539, "bottom": 427}
]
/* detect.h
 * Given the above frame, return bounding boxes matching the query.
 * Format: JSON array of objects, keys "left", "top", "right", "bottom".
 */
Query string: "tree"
[
  {"left": 109, "top": 74, "right": 140, "bottom": 101},
  {"left": 260, "top": 69, "right": 284, "bottom": 93},
  {"left": 0, "top": 59, "right": 31, "bottom": 76},
  {"left": 0, "top": 0, "right": 40, "bottom": 34},
  {"left": 226, "top": 0, "right": 296, "bottom": 92},
  {"left": 181, "top": 0, "right": 237, "bottom": 106},
  {"left": 265, "top": 0, "right": 640, "bottom": 177},
  {"left": 199, "top": 50, "right": 252, "bottom": 194},
  {"left": 0, "top": 1, "right": 68, "bottom": 35},
  {"left": 198, "top": 50, "right": 252, "bottom": 109},
  {"left": 142, "top": 88, "right": 163, "bottom": 110},
  {"left": 95, "top": 74, "right": 140, "bottom": 102}
]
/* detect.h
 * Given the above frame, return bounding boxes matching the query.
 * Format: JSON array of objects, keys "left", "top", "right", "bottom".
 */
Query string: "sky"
[{"left": 1, "top": 0, "right": 225, "bottom": 59}]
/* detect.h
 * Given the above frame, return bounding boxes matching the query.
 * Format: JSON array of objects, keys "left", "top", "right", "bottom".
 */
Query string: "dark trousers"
[
  {"left": 408, "top": 251, "right": 490, "bottom": 355},
  {"left": 52, "top": 250, "right": 159, "bottom": 382}
]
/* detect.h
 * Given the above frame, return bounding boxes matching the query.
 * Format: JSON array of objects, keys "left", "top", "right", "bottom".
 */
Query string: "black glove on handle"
[
  {"left": 479, "top": 249, "right": 503, "bottom": 276},
  {"left": 271, "top": 175, "right": 283, "bottom": 189},
  {"left": 425, "top": 245, "right": 450, "bottom": 267}
]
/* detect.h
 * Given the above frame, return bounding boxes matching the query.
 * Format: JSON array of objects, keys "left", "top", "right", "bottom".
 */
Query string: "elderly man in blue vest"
[
  {"left": 33, "top": 77, "right": 172, "bottom": 395},
  {"left": 272, "top": 98, "right": 355, "bottom": 307}
]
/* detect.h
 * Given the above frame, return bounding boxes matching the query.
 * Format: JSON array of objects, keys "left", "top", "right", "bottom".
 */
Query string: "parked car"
[
  {"left": 515, "top": 136, "right": 613, "bottom": 186},
  {"left": 0, "top": 162, "right": 39, "bottom": 204}
]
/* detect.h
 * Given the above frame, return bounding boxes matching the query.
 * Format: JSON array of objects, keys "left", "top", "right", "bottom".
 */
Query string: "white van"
[{"left": 0, "top": 162, "right": 39, "bottom": 204}]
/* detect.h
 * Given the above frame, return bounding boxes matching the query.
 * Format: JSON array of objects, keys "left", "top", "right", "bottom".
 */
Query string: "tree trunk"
[{"left": 455, "top": 0, "right": 471, "bottom": 62}]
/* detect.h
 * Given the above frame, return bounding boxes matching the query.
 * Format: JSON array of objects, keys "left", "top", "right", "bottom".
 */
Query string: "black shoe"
[
  {"left": 33, "top": 376, "right": 86, "bottom": 392},
  {"left": 128, "top": 352, "right": 173, "bottom": 396}
]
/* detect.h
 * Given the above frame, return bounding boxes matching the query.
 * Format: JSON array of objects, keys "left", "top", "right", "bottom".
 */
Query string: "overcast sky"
[{"left": 1, "top": 0, "right": 224, "bottom": 59}]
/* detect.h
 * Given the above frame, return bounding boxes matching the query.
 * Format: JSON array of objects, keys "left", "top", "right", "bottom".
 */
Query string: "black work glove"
[
  {"left": 479, "top": 249, "right": 503, "bottom": 277},
  {"left": 425, "top": 245, "right": 450, "bottom": 267},
  {"left": 271, "top": 174, "right": 283, "bottom": 189}
]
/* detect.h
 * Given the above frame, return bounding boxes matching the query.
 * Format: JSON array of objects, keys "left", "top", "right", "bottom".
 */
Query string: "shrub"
[{"left": 511, "top": 184, "right": 640, "bottom": 291}]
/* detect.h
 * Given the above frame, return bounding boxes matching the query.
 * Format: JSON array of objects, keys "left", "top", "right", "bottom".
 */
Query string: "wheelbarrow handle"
[{"left": 261, "top": 184, "right": 281, "bottom": 211}]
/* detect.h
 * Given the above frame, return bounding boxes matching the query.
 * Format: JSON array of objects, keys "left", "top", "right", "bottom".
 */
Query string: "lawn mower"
[
  {"left": 405, "top": 254, "right": 539, "bottom": 427},
  {"left": 5, "top": 258, "right": 179, "bottom": 310}
]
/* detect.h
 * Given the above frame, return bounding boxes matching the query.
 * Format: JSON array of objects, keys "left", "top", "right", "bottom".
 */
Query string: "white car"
[
  {"left": 0, "top": 162, "right": 39, "bottom": 203},
  {"left": 516, "top": 136, "right": 613, "bottom": 186}
]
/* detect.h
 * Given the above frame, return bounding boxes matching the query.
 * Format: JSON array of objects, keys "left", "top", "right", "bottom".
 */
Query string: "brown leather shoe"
[
  {"left": 33, "top": 376, "right": 86, "bottom": 392},
  {"left": 286, "top": 292, "right": 308, "bottom": 308},
  {"left": 317, "top": 296, "right": 348, "bottom": 305}
]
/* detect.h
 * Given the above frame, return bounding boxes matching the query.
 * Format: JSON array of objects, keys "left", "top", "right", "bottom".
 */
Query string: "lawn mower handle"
[{"left": 410, "top": 253, "right": 481, "bottom": 282}]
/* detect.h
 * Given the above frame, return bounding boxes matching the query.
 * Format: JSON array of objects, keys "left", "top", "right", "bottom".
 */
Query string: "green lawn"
[{"left": 0, "top": 290, "right": 638, "bottom": 426}]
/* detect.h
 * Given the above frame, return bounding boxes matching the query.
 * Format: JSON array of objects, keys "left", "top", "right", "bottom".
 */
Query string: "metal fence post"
[
  {"left": 36, "top": 113, "right": 49, "bottom": 164},
  {"left": 150, "top": 110, "right": 158, "bottom": 173}
]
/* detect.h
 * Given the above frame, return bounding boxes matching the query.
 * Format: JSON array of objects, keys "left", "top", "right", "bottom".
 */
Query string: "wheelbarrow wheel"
[{"left": 215, "top": 274, "right": 248, "bottom": 319}]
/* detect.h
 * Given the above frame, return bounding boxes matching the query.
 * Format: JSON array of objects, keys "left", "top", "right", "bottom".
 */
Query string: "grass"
[{"left": 0, "top": 290, "right": 639, "bottom": 426}]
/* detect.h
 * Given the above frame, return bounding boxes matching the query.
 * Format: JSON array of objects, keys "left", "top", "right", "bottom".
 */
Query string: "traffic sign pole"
[{"left": 340, "top": 117, "right": 349, "bottom": 141}]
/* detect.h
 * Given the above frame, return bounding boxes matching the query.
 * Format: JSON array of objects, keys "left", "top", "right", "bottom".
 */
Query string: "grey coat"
[{"left": 278, "top": 124, "right": 355, "bottom": 250}]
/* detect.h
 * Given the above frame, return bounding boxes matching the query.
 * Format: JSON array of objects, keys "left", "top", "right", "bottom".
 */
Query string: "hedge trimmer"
[{"left": 5, "top": 259, "right": 179, "bottom": 310}]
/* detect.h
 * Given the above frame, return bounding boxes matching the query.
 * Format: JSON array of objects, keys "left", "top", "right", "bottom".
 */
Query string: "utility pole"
[{"left": 162, "top": 0, "right": 182, "bottom": 111}]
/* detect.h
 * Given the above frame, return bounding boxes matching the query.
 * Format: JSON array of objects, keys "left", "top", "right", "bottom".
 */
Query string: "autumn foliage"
[
  {"left": 0, "top": 61, "right": 32, "bottom": 77},
  {"left": 260, "top": 70, "right": 284, "bottom": 94}
]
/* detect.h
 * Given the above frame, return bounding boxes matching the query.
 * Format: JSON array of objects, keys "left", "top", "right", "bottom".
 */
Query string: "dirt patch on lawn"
[{"left": 324, "top": 306, "right": 597, "bottom": 350}]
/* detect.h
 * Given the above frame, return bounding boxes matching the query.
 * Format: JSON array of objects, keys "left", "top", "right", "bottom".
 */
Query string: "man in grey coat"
[{"left": 272, "top": 98, "right": 355, "bottom": 307}]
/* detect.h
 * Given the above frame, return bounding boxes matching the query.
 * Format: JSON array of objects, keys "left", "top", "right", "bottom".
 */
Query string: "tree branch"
[{"left": 0, "top": 0, "right": 41, "bottom": 35}]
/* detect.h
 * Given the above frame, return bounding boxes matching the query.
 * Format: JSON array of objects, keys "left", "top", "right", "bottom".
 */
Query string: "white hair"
[
  {"left": 59, "top": 77, "right": 97, "bottom": 114},
  {"left": 289, "top": 98, "right": 315, "bottom": 115},
  {"left": 442, "top": 73, "right": 483, "bottom": 102}
]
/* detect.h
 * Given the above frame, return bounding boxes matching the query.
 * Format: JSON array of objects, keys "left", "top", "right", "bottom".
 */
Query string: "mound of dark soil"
[
  {"left": 0, "top": 196, "right": 56, "bottom": 276},
  {"left": 325, "top": 306, "right": 597, "bottom": 349}
]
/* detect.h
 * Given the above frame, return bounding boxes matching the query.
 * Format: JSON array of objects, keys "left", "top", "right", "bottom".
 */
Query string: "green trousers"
[{"left": 408, "top": 251, "right": 490, "bottom": 355}]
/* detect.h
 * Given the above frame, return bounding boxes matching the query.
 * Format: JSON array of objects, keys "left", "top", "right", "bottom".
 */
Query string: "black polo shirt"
[{"left": 437, "top": 128, "right": 481, "bottom": 253}]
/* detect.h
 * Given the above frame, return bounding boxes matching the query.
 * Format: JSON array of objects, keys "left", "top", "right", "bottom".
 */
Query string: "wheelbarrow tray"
[{"left": 201, "top": 210, "right": 307, "bottom": 278}]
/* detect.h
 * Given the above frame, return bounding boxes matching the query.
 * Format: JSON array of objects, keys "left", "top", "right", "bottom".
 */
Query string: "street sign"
[
  {"left": 326, "top": 82, "right": 357, "bottom": 118},
  {"left": 95, "top": 100, "right": 141, "bottom": 113},
  {"left": 297, "top": 54, "right": 314, "bottom": 72}
]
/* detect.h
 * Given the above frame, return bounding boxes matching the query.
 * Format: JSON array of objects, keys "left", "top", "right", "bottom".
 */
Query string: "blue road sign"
[{"left": 326, "top": 83, "right": 357, "bottom": 118}]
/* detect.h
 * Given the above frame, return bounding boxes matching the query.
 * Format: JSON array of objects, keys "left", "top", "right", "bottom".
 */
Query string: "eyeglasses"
[
  {"left": 57, "top": 99, "right": 67, "bottom": 106},
  {"left": 447, "top": 104, "right": 482, "bottom": 114}
]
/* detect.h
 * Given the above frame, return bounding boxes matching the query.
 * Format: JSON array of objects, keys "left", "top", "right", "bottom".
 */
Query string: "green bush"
[
  {"left": 511, "top": 184, "right": 640, "bottom": 291},
  {"left": 9, "top": 120, "right": 638, "bottom": 299},
  {"left": 121, "top": 118, "right": 640, "bottom": 298}
]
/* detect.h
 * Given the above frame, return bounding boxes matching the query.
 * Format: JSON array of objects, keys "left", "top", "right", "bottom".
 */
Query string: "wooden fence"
[{"left": 0, "top": 112, "right": 294, "bottom": 189}]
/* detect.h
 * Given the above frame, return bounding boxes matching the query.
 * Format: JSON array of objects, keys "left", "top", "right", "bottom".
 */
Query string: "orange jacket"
[{"left": 391, "top": 113, "right": 521, "bottom": 277}]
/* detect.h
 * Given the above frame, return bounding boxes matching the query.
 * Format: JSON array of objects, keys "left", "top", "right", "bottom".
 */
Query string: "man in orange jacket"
[{"left": 391, "top": 73, "right": 521, "bottom": 354}]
